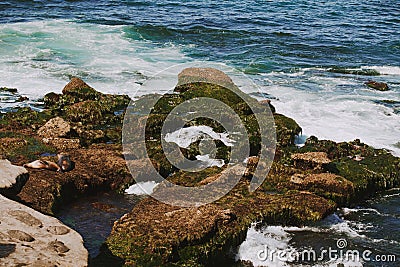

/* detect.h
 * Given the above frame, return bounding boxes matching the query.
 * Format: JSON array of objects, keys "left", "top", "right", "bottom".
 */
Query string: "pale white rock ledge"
[
  {"left": 0, "top": 159, "right": 29, "bottom": 196},
  {"left": 0, "top": 194, "right": 88, "bottom": 266}
]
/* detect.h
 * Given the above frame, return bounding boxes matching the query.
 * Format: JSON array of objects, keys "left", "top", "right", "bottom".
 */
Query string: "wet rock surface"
[
  {"left": 0, "top": 195, "right": 87, "bottom": 266},
  {"left": 365, "top": 80, "right": 389, "bottom": 91}
]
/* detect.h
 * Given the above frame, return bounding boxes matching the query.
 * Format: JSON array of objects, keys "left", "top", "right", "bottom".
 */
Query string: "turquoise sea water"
[{"left": 0, "top": 1, "right": 399, "bottom": 265}]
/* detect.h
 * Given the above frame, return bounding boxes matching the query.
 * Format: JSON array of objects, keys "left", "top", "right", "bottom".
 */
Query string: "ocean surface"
[{"left": 0, "top": 1, "right": 399, "bottom": 265}]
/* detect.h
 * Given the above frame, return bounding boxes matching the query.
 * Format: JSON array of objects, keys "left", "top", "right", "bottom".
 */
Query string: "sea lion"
[
  {"left": 57, "top": 153, "right": 75, "bottom": 172},
  {"left": 24, "top": 160, "right": 61, "bottom": 172},
  {"left": 23, "top": 154, "right": 75, "bottom": 172}
]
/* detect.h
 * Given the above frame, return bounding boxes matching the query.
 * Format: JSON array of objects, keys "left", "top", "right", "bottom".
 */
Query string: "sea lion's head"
[{"left": 57, "top": 153, "right": 75, "bottom": 172}]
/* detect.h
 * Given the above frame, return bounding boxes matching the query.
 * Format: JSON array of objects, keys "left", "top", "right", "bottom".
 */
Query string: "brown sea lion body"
[
  {"left": 24, "top": 154, "right": 75, "bottom": 172},
  {"left": 24, "top": 160, "right": 61, "bottom": 172}
]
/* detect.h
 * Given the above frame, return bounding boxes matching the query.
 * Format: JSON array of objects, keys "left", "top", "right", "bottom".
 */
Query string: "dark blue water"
[{"left": 1, "top": 0, "right": 399, "bottom": 72}]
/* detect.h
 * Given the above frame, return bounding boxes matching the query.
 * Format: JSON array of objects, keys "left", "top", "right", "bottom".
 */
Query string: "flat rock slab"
[
  {"left": 0, "top": 195, "right": 88, "bottom": 266},
  {"left": 291, "top": 152, "right": 331, "bottom": 170},
  {"left": 0, "top": 159, "right": 29, "bottom": 196}
]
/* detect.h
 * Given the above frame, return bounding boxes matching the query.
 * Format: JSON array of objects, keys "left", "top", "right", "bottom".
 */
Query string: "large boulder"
[
  {"left": 0, "top": 195, "right": 88, "bottom": 266},
  {"left": 0, "top": 160, "right": 29, "bottom": 196},
  {"left": 175, "top": 67, "right": 237, "bottom": 92},
  {"left": 62, "top": 77, "right": 102, "bottom": 101},
  {"left": 37, "top": 117, "right": 71, "bottom": 139}
]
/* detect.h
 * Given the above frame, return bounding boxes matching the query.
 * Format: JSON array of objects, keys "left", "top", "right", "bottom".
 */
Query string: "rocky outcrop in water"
[
  {"left": 365, "top": 80, "right": 389, "bottom": 91},
  {"left": 0, "top": 195, "right": 88, "bottom": 266},
  {"left": 101, "top": 68, "right": 400, "bottom": 266}
]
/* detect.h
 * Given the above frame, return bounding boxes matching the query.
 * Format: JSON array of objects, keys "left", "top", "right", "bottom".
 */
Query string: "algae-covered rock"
[
  {"left": 42, "top": 137, "right": 81, "bottom": 151},
  {"left": 66, "top": 100, "right": 103, "bottom": 124},
  {"left": 43, "top": 92, "right": 61, "bottom": 108},
  {"left": 291, "top": 151, "right": 331, "bottom": 170},
  {"left": 289, "top": 173, "right": 354, "bottom": 205},
  {"left": 17, "top": 144, "right": 131, "bottom": 215},
  {"left": 105, "top": 190, "right": 335, "bottom": 266},
  {"left": 176, "top": 67, "right": 236, "bottom": 92},
  {"left": 102, "top": 68, "right": 400, "bottom": 266},
  {"left": 328, "top": 68, "right": 380, "bottom": 76},
  {"left": 62, "top": 77, "right": 102, "bottom": 102},
  {"left": 0, "top": 87, "right": 18, "bottom": 93},
  {"left": 0, "top": 132, "right": 56, "bottom": 163},
  {"left": 0, "top": 107, "right": 52, "bottom": 129},
  {"left": 274, "top": 113, "right": 302, "bottom": 146},
  {"left": 259, "top": 99, "right": 276, "bottom": 113},
  {"left": 298, "top": 136, "right": 400, "bottom": 202}
]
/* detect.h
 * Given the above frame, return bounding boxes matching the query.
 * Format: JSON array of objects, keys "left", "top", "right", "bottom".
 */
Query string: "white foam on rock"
[
  {"left": 125, "top": 181, "right": 158, "bottom": 195},
  {"left": 195, "top": 154, "right": 225, "bottom": 168},
  {"left": 365, "top": 65, "right": 400, "bottom": 76},
  {"left": 236, "top": 224, "right": 293, "bottom": 267},
  {"left": 164, "top": 125, "right": 235, "bottom": 149}
]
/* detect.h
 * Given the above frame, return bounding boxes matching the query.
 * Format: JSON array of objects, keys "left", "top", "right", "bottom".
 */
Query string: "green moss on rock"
[
  {"left": 274, "top": 113, "right": 302, "bottom": 147},
  {"left": 62, "top": 77, "right": 103, "bottom": 102},
  {"left": 66, "top": 100, "right": 103, "bottom": 124},
  {"left": 0, "top": 132, "right": 56, "bottom": 163},
  {"left": 0, "top": 107, "right": 53, "bottom": 129}
]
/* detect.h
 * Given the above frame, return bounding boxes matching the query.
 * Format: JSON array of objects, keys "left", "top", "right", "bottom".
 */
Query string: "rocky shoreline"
[{"left": 0, "top": 69, "right": 399, "bottom": 266}]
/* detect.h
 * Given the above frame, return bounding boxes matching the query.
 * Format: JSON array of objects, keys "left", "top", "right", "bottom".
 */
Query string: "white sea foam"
[
  {"left": 124, "top": 181, "right": 158, "bottom": 195},
  {"left": 264, "top": 81, "right": 400, "bottom": 156},
  {"left": 163, "top": 125, "right": 235, "bottom": 148},
  {"left": 364, "top": 65, "right": 400, "bottom": 76},
  {"left": 0, "top": 19, "right": 189, "bottom": 99},
  {"left": 342, "top": 207, "right": 382, "bottom": 216},
  {"left": 236, "top": 224, "right": 293, "bottom": 267}
]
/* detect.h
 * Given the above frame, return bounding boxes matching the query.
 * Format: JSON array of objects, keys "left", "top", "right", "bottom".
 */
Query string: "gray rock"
[
  {"left": 0, "top": 195, "right": 88, "bottom": 266},
  {"left": 0, "top": 159, "right": 29, "bottom": 196},
  {"left": 37, "top": 117, "right": 71, "bottom": 139}
]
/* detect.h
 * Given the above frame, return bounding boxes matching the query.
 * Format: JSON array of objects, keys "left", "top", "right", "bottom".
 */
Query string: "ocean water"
[
  {"left": 0, "top": 0, "right": 399, "bottom": 264},
  {"left": 0, "top": 0, "right": 399, "bottom": 154}
]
